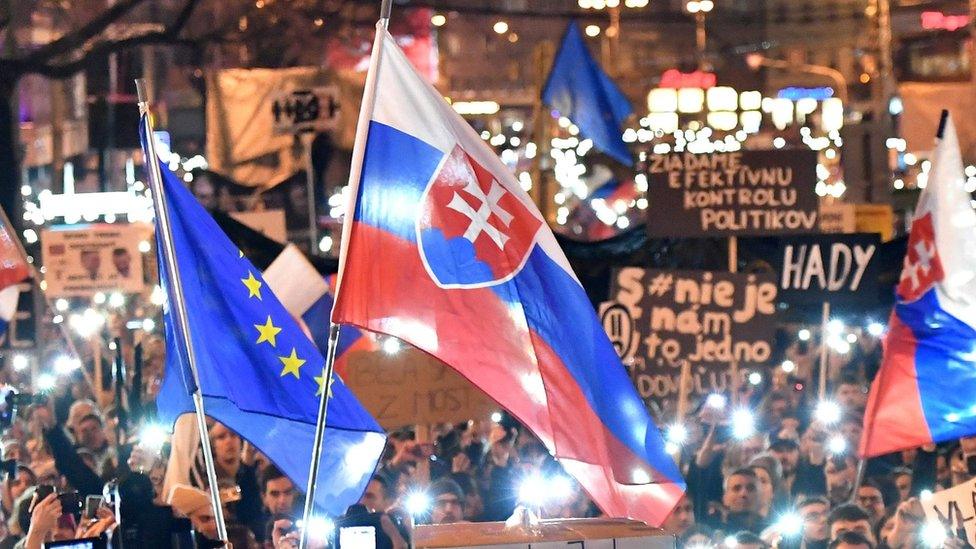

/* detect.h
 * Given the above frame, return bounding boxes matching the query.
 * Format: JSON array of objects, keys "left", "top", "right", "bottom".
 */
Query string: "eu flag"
[
  {"left": 542, "top": 21, "right": 634, "bottom": 166},
  {"left": 143, "top": 119, "right": 385, "bottom": 515}
]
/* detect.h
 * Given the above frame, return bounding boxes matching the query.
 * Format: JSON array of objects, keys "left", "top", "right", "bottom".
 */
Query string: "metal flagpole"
[
  {"left": 136, "top": 79, "right": 229, "bottom": 545},
  {"left": 298, "top": 2, "right": 391, "bottom": 547}
]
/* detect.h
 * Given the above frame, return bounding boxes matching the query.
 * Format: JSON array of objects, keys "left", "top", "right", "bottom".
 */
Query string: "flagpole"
[
  {"left": 136, "top": 79, "right": 229, "bottom": 545},
  {"left": 298, "top": 3, "right": 391, "bottom": 547}
]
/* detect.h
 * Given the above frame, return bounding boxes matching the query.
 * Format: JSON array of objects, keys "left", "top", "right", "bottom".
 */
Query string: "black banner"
[
  {"left": 601, "top": 268, "right": 778, "bottom": 415},
  {"left": 646, "top": 150, "right": 819, "bottom": 237},
  {"left": 774, "top": 233, "right": 882, "bottom": 305}
]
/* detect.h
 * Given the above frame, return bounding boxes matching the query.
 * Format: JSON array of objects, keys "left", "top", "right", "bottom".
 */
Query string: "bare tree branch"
[{"left": 24, "top": 0, "right": 148, "bottom": 63}]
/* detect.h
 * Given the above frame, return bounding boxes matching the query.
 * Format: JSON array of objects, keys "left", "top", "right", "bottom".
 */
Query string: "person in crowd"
[
  {"left": 778, "top": 495, "right": 830, "bottom": 549},
  {"left": 854, "top": 481, "right": 886, "bottom": 527},
  {"left": 168, "top": 484, "right": 219, "bottom": 542},
  {"left": 429, "top": 478, "right": 465, "bottom": 525},
  {"left": 828, "top": 531, "right": 874, "bottom": 549},
  {"left": 450, "top": 474, "right": 485, "bottom": 522},
  {"left": 208, "top": 422, "right": 263, "bottom": 538},
  {"left": 708, "top": 468, "right": 765, "bottom": 534},
  {"left": 825, "top": 455, "right": 859, "bottom": 506},
  {"left": 360, "top": 474, "right": 393, "bottom": 513},
  {"left": 834, "top": 376, "right": 867, "bottom": 412},
  {"left": 890, "top": 468, "right": 912, "bottom": 503},
  {"left": 749, "top": 454, "right": 787, "bottom": 519},
  {"left": 1, "top": 466, "right": 35, "bottom": 519},
  {"left": 257, "top": 466, "right": 296, "bottom": 543},
  {"left": 680, "top": 524, "right": 714, "bottom": 547},
  {"left": 828, "top": 504, "right": 875, "bottom": 545},
  {"left": 662, "top": 494, "right": 695, "bottom": 538}
]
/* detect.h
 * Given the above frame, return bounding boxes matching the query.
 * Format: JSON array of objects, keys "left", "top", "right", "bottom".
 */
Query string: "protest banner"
[
  {"left": 819, "top": 201, "right": 856, "bottom": 233},
  {"left": 646, "top": 150, "right": 819, "bottom": 237},
  {"left": 41, "top": 223, "right": 149, "bottom": 297},
  {"left": 342, "top": 347, "right": 496, "bottom": 429},
  {"left": 855, "top": 203, "right": 895, "bottom": 241},
  {"left": 601, "top": 268, "right": 778, "bottom": 415},
  {"left": 774, "top": 233, "right": 882, "bottom": 305},
  {"left": 922, "top": 477, "right": 976, "bottom": 545}
]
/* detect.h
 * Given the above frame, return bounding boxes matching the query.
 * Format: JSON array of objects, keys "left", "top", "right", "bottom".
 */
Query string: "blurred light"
[
  {"left": 519, "top": 475, "right": 547, "bottom": 506},
  {"left": 92, "top": 292, "right": 106, "bottom": 305},
  {"left": 453, "top": 101, "right": 500, "bottom": 115},
  {"left": 748, "top": 371, "right": 762, "bottom": 386},
  {"left": 798, "top": 329, "right": 811, "bottom": 341},
  {"left": 815, "top": 400, "right": 843, "bottom": 425},
  {"left": 867, "top": 322, "right": 885, "bottom": 337},
  {"left": 139, "top": 423, "right": 169, "bottom": 451},
  {"left": 142, "top": 318, "right": 156, "bottom": 332},
  {"left": 666, "top": 423, "right": 688, "bottom": 445},
  {"left": 781, "top": 360, "right": 796, "bottom": 373},
  {"left": 109, "top": 292, "right": 126, "bottom": 309},
  {"left": 150, "top": 285, "right": 166, "bottom": 306},
  {"left": 69, "top": 308, "right": 105, "bottom": 339},
  {"left": 920, "top": 520, "right": 947, "bottom": 547},
  {"left": 845, "top": 333, "right": 857, "bottom": 344},
  {"left": 493, "top": 21, "right": 509, "bottom": 34},
  {"left": 405, "top": 491, "right": 432, "bottom": 516},
  {"left": 705, "top": 393, "right": 727, "bottom": 409},
  {"left": 304, "top": 517, "right": 335, "bottom": 541},
  {"left": 37, "top": 373, "right": 56, "bottom": 392},
  {"left": 431, "top": 14, "right": 446, "bottom": 26},
  {"left": 773, "top": 137, "right": 786, "bottom": 149},
  {"left": 585, "top": 25, "right": 601, "bottom": 37},
  {"left": 731, "top": 408, "right": 755, "bottom": 439},
  {"left": 706, "top": 87, "right": 738, "bottom": 111},
  {"left": 631, "top": 468, "right": 651, "bottom": 484},
  {"left": 920, "top": 489, "right": 934, "bottom": 502},
  {"left": 548, "top": 476, "right": 574, "bottom": 502},
  {"left": 677, "top": 88, "right": 705, "bottom": 113},
  {"left": 827, "top": 319, "right": 845, "bottom": 335},
  {"left": 889, "top": 96, "right": 903, "bottom": 115},
  {"left": 831, "top": 338, "right": 851, "bottom": 354},
  {"left": 53, "top": 355, "right": 82, "bottom": 376},
  {"left": 138, "top": 240, "right": 151, "bottom": 253},
  {"left": 318, "top": 236, "right": 333, "bottom": 253},
  {"left": 382, "top": 337, "right": 402, "bottom": 355},
  {"left": 491, "top": 411, "right": 503, "bottom": 423},
  {"left": 647, "top": 88, "right": 678, "bottom": 113},
  {"left": 724, "top": 535, "right": 739, "bottom": 548},
  {"left": 665, "top": 441, "right": 680, "bottom": 455},
  {"left": 827, "top": 435, "right": 847, "bottom": 454},
  {"left": 12, "top": 354, "right": 29, "bottom": 372},
  {"left": 776, "top": 512, "right": 804, "bottom": 537}
]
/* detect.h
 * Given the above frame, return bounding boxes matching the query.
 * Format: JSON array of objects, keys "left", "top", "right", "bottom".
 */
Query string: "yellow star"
[
  {"left": 278, "top": 348, "right": 306, "bottom": 379},
  {"left": 314, "top": 369, "right": 334, "bottom": 397},
  {"left": 241, "top": 272, "right": 263, "bottom": 300},
  {"left": 254, "top": 316, "right": 282, "bottom": 347}
]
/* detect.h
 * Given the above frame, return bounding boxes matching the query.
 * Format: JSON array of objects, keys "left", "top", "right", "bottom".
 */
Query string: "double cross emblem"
[{"left": 446, "top": 178, "right": 514, "bottom": 250}]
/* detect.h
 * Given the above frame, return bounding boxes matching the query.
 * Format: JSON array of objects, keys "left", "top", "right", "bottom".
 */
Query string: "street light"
[
  {"left": 578, "top": 0, "right": 649, "bottom": 73},
  {"left": 685, "top": 0, "right": 714, "bottom": 70},
  {"left": 745, "top": 53, "right": 849, "bottom": 104}
]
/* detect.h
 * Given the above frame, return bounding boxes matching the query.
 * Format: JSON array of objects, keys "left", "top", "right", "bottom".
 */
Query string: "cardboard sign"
[
  {"left": 41, "top": 223, "right": 149, "bottom": 297},
  {"left": 774, "top": 233, "right": 882, "bottom": 304},
  {"left": 923, "top": 478, "right": 976, "bottom": 545},
  {"left": 855, "top": 203, "right": 895, "bottom": 242},
  {"left": 270, "top": 86, "right": 340, "bottom": 135},
  {"left": 342, "top": 348, "right": 496, "bottom": 429},
  {"left": 646, "top": 150, "right": 819, "bottom": 237},
  {"left": 819, "top": 202, "right": 856, "bottom": 233},
  {"left": 602, "top": 268, "right": 778, "bottom": 416},
  {"left": 414, "top": 519, "right": 674, "bottom": 548},
  {"left": 230, "top": 210, "right": 288, "bottom": 244},
  {"left": 0, "top": 280, "right": 36, "bottom": 350}
]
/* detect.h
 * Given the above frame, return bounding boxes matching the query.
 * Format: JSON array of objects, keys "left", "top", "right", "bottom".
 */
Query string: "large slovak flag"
[
  {"left": 860, "top": 113, "right": 976, "bottom": 458},
  {"left": 332, "top": 25, "right": 685, "bottom": 525},
  {"left": 0, "top": 207, "right": 29, "bottom": 338}
]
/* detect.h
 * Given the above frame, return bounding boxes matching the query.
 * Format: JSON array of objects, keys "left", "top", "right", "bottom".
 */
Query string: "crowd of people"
[{"left": 0, "top": 332, "right": 971, "bottom": 549}]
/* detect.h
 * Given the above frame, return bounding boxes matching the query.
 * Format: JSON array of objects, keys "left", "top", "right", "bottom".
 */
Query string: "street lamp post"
[
  {"left": 745, "top": 53, "right": 849, "bottom": 105},
  {"left": 577, "top": 0, "right": 649, "bottom": 75},
  {"left": 685, "top": 0, "right": 714, "bottom": 71}
]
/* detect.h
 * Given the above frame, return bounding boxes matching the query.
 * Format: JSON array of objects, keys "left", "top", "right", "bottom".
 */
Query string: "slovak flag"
[
  {"left": 332, "top": 24, "right": 685, "bottom": 525},
  {"left": 860, "top": 112, "right": 976, "bottom": 458},
  {"left": 0, "top": 207, "right": 30, "bottom": 337}
]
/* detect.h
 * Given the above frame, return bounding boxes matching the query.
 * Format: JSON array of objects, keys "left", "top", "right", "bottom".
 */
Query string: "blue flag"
[
  {"left": 142, "top": 118, "right": 385, "bottom": 516},
  {"left": 542, "top": 22, "right": 634, "bottom": 166}
]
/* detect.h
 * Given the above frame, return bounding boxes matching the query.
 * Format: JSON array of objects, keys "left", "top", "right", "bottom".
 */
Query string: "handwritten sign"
[
  {"left": 342, "top": 347, "right": 496, "bottom": 429},
  {"left": 923, "top": 478, "right": 976, "bottom": 545},
  {"left": 646, "top": 150, "right": 819, "bottom": 237},
  {"left": 602, "top": 268, "right": 778, "bottom": 415},
  {"left": 774, "top": 233, "right": 881, "bottom": 304},
  {"left": 270, "top": 86, "right": 340, "bottom": 135}
]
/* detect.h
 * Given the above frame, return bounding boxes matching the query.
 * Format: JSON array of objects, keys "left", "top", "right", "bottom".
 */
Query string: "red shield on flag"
[
  {"left": 417, "top": 145, "right": 542, "bottom": 289},
  {"left": 897, "top": 213, "right": 944, "bottom": 302}
]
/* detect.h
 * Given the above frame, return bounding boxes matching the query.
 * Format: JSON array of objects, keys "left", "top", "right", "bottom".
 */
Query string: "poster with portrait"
[{"left": 41, "top": 223, "right": 150, "bottom": 297}]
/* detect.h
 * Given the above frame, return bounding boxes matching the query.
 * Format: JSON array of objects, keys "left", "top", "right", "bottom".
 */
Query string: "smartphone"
[
  {"left": 339, "top": 526, "right": 376, "bottom": 549},
  {"left": 84, "top": 495, "right": 104, "bottom": 520},
  {"left": 966, "top": 454, "right": 976, "bottom": 476},
  {"left": 0, "top": 458, "right": 16, "bottom": 479},
  {"left": 42, "top": 536, "right": 107, "bottom": 549},
  {"left": 35, "top": 484, "right": 55, "bottom": 502},
  {"left": 58, "top": 491, "right": 83, "bottom": 515}
]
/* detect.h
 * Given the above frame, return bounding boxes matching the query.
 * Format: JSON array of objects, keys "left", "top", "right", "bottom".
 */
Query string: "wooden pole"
[
  {"left": 818, "top": 301, "right": 830, "bottom": 400},
  {"left": 728, "top": 236, "right": 739, "bottom": 404}
]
